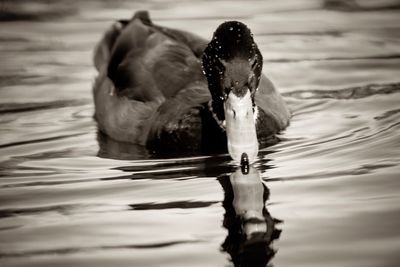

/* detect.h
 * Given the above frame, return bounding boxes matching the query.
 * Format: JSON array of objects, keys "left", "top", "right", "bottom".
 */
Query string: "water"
[{"left": 1, "top": 0, "right": 400, "bottom": 266}]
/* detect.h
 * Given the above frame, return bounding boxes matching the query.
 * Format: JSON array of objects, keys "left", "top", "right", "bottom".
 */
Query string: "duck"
[{"left": 93, "top": 10, "right": 290, "bottom": 163}]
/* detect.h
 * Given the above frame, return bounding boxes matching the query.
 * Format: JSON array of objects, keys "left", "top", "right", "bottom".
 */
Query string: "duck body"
[{"left": 93, "top": 11, "right": 290, "bottom": 158}]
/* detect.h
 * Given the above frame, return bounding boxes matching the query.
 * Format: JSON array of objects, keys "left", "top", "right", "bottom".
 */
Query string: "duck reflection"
[{"left": 218, "top": 165, "right": 281, "bottom": 267}]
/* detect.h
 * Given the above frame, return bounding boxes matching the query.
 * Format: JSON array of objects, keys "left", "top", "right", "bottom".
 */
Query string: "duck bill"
[{"left": 224, "top": 90, "right": 258, "bottom": 164}]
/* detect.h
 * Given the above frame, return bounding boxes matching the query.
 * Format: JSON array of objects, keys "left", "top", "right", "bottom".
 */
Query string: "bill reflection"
[{"left": 218, "top": 166, "right": 281, "bottom": 267}]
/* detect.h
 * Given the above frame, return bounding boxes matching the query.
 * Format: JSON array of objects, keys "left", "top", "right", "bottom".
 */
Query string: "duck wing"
[
  {"left": 107, "top": 11, "right": 209, "bottom": 102},
  {"left": 94, "top": 11, "right": 216, "bottom": 151},
  {"left": 255, "top": 75, "right": 291, "bottom": 143}
]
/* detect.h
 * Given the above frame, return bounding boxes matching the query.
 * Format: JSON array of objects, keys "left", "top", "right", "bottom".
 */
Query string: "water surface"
[{"left": 1, "top": 1, "right": 400, "bottom": 266}]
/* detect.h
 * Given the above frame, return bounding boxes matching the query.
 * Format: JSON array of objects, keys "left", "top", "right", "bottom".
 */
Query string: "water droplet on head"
[{"left": 229, "top": 27, "right": 233, "bottom": 31}]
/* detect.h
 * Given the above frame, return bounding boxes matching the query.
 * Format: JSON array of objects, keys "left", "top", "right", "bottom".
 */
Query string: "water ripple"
[
  {"left": 129, "top": 200, "right": 219, "bottom": 210},
  {"left": 283, "top": 82, "right": 400, "bottom": 99},
  {"left": 265, "top": 161, "right": 399, "bottom": 182},
  {"left": 0, "top": 133, "right": 87, "bottom": 149},
  {"left": 0, "top": 240, "right": 203, "bottom": 258},
  {"left": 0, "top": 100, "right": 88, "bottom": 114}
]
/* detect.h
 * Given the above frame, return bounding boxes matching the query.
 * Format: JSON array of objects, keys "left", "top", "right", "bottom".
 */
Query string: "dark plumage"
[
  {"left": 93, "top": 11, "right": 290, "bottom": 157},
  {"left": 202, "top": 21, "right": 263, "bottom": 120}
]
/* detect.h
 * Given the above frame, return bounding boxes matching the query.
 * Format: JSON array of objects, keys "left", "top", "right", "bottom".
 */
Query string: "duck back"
[{"left": 93, "top": 11, "right": 216, "bottom": 152}]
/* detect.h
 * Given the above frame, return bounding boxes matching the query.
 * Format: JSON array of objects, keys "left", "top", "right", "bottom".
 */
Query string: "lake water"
[{"left": 1, "top": 0, "right": 400, "bottom": 266}]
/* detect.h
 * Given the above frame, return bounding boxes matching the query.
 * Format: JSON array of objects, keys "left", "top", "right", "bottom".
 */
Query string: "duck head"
[{"left": 202, "top": 21, "right": 263, "bottom": 164}]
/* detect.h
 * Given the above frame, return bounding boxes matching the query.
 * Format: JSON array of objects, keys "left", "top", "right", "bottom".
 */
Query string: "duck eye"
[
  {"left": 224, "top": 87, "right": 233, "bottom": 99},
  {"left": 215, "top": 65, "right": 224, "bottom": 77}
]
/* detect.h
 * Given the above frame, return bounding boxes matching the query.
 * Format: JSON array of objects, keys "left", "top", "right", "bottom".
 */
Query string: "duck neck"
[{"left": 208, "top": 99, "right": 226, "bottom": 131}]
